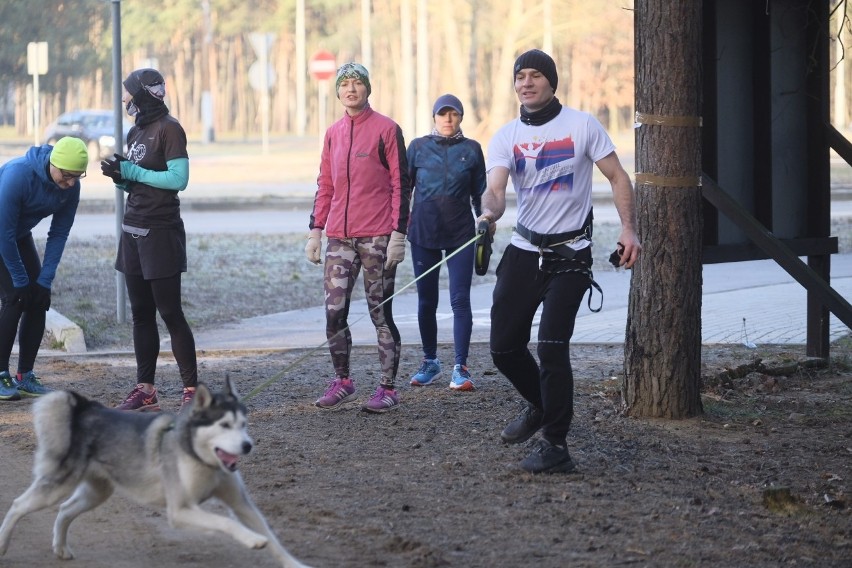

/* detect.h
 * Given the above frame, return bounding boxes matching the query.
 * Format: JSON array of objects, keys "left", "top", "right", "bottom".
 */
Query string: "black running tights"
[
  {"left": 124, "top": 272, "right": 197, "bottom": 388},
  {"left": 0, "top": 235, "right": 44, "bottom": 374}
]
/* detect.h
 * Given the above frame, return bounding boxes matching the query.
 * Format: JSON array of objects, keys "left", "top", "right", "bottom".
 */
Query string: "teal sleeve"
[{"left": 120, "top": 158, "right": 189, "bottom": 191}]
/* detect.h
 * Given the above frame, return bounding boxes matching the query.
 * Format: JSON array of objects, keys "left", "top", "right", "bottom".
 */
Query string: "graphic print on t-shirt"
[
  {"left": 513, "top": 135, "right": 575, "bottom": 193},
  {"left": 127, "top": 140, "right": 147, "bottom": 164}
]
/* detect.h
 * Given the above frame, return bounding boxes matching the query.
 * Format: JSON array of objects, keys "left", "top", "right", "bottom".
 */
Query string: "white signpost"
[
  {"left": 27, "top": 42, "right": 48, "bottom": 146},
  {"left": 248, "top": 32, "right": 277, "bottom": 155},
  {"left": 309, "top": 50, "right": 336, "bottom": 151}
]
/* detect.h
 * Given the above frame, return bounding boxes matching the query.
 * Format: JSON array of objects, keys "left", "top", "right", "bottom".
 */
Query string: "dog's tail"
[{"left": 31, "top": 391, "right": 86, "bottom": 478}]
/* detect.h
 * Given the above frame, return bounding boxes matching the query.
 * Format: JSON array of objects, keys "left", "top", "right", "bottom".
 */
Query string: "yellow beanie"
[{"left": 49, "top": 137, "right": 89, "bottom": 172}]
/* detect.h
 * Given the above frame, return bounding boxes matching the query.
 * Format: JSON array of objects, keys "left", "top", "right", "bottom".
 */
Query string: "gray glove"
[
  {"left": 305, "top": 229, "right": 323, "bottom": 265},
  {"left": 384, "top": 230, "right": 406, "bottom": 270}
]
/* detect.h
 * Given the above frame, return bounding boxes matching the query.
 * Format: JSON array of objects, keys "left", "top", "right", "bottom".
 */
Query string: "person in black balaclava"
[
  {"left": 121, "top": 68, "right": 169, "bottom": 126},
  {"left": 101, "top": 68, "right": 199, "bottom": 414}
]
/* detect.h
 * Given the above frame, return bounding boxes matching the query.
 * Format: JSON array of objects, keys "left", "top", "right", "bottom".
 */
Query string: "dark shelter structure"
[{"left": 700, "top": 0, "right": 852, "bottom": 356}]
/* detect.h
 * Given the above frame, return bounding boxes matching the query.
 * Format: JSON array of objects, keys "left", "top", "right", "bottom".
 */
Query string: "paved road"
[
  {"left": 23, "top": 176, "right": 852, "bottom": 352},
  {"left": 189, "top": 253, "right": 852, "bottom": 350}
]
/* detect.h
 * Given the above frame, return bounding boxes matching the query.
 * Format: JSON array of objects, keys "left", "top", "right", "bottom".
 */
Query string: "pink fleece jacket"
[{"left": 309, "top": 104, "right": 412, "bottom": 238}]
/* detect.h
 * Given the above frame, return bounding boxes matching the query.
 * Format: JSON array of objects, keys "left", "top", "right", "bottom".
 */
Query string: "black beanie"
[{"left": 513, "top": 49, "right": 558, "bottom": 92}]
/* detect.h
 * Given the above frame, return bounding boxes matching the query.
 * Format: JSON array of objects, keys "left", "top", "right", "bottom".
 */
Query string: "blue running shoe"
[
  {"left": 449, "top": 364, "right": 475, "bottom": 391},
  {"left": 410, "top": 359, "right": 441, "bottom": 386},
  {"left": 0, "top": 372, "right": 21, "bottom": 401},
  {"left": 15, "top": 371, "right": 50, "bottom": 398}
]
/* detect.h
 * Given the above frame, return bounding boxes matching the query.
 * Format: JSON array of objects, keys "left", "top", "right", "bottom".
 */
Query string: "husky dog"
[{"left": 0, "top": 377, "right": 309, "bottom": 568}]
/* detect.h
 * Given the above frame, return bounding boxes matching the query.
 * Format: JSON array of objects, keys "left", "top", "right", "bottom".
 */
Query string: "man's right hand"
[
  {"left": 305, "top": 229, "right": 323, "bottom": 265},
  {"left": 9, "top": 285, "right": 30, "bottom": 309},
  {"left": 477, "top": 213, "right": 497, "bottom": 237},
  {"left": 30, "top": 283, "right": 51, "bottom": 311}
]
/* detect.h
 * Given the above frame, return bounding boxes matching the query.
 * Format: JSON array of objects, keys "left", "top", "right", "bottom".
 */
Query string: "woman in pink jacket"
[{"left": 305, "top": 63, "right": 412, "bottom": 413}]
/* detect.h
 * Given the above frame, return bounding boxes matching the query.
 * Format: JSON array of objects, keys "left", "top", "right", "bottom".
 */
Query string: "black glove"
[
  {"left": 30, "top": 283, "right": 51, "bottom": 312},
  {"left": 100, "top": 153, "right": 127, "bottom": 183},
  {"left": 7, "top": 285, "right": 31, "bottom": 309}
]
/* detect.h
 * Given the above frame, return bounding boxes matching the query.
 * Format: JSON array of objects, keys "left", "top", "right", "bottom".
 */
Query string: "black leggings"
[
  {"left": 124, "top": 272, "right": 197, "bottom": 388},
  {"left": 0, "top": 235, "right": 44, "bottom": 374},
  {"left": 490, "top": 244, "right": 591, "bottom": 445}
]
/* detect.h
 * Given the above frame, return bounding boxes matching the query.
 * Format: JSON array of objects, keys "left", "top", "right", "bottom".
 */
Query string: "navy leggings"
[
  {"left": 490, "top": 244, "right": 592, "bottom": 445},
  {"left": 0, "top": 235, "right": 45, "bottom": 374},
  {"left": 124, "top": 272, "right": 197, "bottom": 388},
  {"left": 410, "top": 241, "right": 475, "bottom": 365}
]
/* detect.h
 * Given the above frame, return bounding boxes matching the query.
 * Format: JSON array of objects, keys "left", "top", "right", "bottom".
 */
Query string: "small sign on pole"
[
  {"left": 309, "top": 50, "right": 336, "bottom": 81},
  {"left": 27, "top": 42, "right": 48, "bottom": 146},
  {"left": 309, "top": 51, "right": 336, "bottom": 150},
  {"left": 248, "top": 32, "right": 277, "bottom": 155}
]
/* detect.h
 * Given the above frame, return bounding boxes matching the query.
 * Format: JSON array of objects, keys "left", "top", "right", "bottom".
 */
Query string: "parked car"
[{"left": 43, "top": 109, "right": 131, "bottom": 161}]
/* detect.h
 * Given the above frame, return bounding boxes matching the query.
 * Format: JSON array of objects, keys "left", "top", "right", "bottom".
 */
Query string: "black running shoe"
[
  {"left": 520, "top": 439, "right": 576, "bottom": 474},
  {"left": 500, "top": 404, "right": 543, "bottom": 444}
]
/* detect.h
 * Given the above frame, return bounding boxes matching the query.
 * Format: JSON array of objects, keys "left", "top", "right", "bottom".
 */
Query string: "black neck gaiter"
[
  {"left": 135, "top": 102, "right": 169, "bottom": 127},
  {"left": 519, "top": 96, "right": 562, "bottom": 126}
]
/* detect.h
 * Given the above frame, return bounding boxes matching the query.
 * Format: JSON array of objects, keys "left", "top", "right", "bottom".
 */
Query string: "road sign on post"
[
  {"left": 27, "top": 42, "right": 48, "bottom": 146},
  {"left": 309, "top": 51, "right": 336, "bottom": 150},
  {"left": 309, "top": 50, "right": 336, "bottom": 81}
]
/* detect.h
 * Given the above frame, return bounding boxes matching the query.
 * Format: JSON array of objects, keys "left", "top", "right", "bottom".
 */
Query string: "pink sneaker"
[
  {"left": 315, "top": 377, "right": 356, "bottom": 409},
  {"left": 117, "top": 384, "right": 160, "bottom": 412},
  {"left": 179, "top": 387, "right": 196, "bottom": 413},
  {"left": 361, "top": 385, "right": 399, "bottom": 413}
]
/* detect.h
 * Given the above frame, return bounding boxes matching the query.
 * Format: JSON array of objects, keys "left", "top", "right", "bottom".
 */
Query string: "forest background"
[
  {"left": 1, "top": 0, "right": 637, "bottom": 147},
  {"left": 4, "top": 1, "right": 852, "bottom": 149}
]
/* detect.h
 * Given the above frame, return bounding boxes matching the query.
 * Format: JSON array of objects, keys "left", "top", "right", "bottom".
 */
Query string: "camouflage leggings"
[{"left": 323, "top": 236, "right": 400, "bottom": 387}]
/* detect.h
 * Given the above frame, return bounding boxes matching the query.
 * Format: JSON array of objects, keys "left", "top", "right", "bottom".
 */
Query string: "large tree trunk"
[{"left": 624, "top": 0, "right": 703, "bottom": 418}]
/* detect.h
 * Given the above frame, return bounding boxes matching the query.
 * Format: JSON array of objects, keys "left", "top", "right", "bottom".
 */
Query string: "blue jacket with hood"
[{"left": 0, "top": 145, "right": 80, "bottom": 288}]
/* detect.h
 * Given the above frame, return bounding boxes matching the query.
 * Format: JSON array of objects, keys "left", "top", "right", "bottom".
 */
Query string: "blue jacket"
[
  {"left": 406, "top": 134, "right": 486, "bottom": 249},
  {"left": 0, "top": 145, "right": 80, "bottom": 288}
]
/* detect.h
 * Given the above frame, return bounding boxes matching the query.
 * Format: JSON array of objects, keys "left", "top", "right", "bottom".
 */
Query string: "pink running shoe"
[
  {"left": 117, "top": 384, "right": 160, "bottom": 412},
  {"left": 315, "top": 377, "right": 356, "bottom": 409},
  {"left": 361, "top": 385, "right": 400, "bottom": 413},
  {"left": 179, "top": 387, "right": 196, "bottom": 413}
]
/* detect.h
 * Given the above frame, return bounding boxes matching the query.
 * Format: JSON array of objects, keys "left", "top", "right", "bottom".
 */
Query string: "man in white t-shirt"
[{"left": 479, "top": 49, "right": 641, "bottom": 474}]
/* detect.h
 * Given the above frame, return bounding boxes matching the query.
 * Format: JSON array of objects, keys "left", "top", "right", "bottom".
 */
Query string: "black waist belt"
[{"left": 514, "top": 209, "right": 594, "bottom": 259}]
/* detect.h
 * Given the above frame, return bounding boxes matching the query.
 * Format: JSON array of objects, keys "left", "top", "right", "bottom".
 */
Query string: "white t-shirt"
[{"left": 487, "top": 106, "right": 615, "bottom": 252}]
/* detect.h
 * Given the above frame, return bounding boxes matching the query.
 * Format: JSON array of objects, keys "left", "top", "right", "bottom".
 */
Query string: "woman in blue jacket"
[
  {"left": 0, "top": 137, "right": 87, "bottom": 401},
  {"left": 407, "top": 94, "right": 486, "bottom": 391}
]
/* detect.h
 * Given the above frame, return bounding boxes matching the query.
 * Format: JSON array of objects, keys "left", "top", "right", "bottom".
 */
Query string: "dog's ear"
[
  {"left": 194, "top": 382, "right": 214, "bottom": 410},
  {"left": 224, "top": 374, "right": 239, "bottom": 399}
]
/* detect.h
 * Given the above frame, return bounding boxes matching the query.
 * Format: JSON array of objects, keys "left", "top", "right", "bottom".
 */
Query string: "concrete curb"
[{"left": 45, "top": 309, "right": 87, "bottom": 353}]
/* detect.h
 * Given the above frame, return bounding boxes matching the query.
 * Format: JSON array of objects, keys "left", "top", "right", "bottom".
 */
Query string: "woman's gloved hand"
[
  {"left": 100, "top": 153, "right": 127, "bottom": 183},
  {"left": 305, "top": 228, "right": 323, "bottom": 265},
  {"left": 384, "top": 231, "right": 407, "bottom": 270}
]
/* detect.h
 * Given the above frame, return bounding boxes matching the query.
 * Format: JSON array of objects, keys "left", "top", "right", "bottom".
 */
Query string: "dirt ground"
[{"left": 0, "top": 342, "right": 850, "bottom": 568}]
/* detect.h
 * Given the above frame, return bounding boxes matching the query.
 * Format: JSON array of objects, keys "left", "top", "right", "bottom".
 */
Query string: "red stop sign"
[{"left": 309, "top": 50, "right": 336, "bottom": 81}]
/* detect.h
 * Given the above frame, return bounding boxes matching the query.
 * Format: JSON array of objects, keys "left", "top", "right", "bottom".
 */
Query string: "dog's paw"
[
  {"left": 53, "top": 543, "right": 75, "bottom": 560},
  {"left": 243, "top": 533, "right": 269, "bottom": 550}
]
